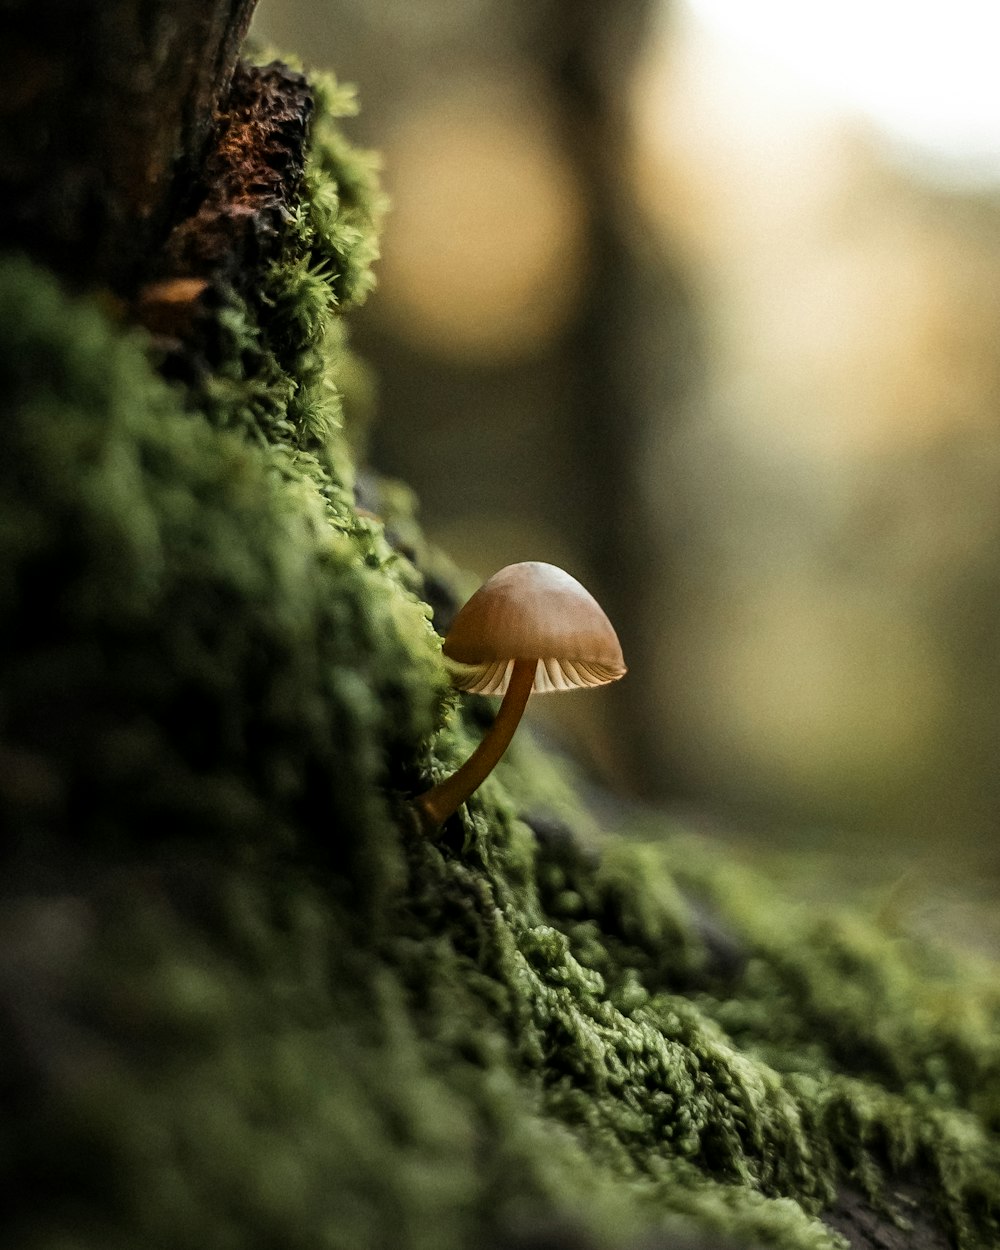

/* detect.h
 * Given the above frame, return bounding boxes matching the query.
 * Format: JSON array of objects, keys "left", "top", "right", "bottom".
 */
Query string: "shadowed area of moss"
[{"left": 2, "top": 64, "right": 1000, "bottom": 1250}]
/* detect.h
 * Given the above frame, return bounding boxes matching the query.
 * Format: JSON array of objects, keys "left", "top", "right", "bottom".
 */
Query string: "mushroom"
[{"left": 414, "top": 561, "right": 626, "bottom": 830}]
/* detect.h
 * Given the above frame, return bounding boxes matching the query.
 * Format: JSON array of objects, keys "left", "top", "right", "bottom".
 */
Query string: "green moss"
[
  {"left": 0, "top": 251, "right": 444, "bottom": 897},
  {"left": 2, "top": 60, "right": 1000, "bottom": 1250}
]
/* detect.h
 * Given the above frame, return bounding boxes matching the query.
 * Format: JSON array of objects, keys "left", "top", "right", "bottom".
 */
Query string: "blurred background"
[{"left": 253, "top": 0, "right": 1000, "bottom": 942}]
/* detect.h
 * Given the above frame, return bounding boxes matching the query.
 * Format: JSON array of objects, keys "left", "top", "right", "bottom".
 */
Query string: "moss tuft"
[{"left": 0, "top": 252, "right": 444, "bottom": 893}]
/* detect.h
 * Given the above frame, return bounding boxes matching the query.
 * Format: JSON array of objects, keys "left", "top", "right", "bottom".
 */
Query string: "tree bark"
[{"left": 0, "top": 0, "right": 259, "bottom": 292}]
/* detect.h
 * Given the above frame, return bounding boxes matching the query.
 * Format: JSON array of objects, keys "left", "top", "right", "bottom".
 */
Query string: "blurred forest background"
[{"left": 253, "top": 0, "right": 1000, "bottom": 948}]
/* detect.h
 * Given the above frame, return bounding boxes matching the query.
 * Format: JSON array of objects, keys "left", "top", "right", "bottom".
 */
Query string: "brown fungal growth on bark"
[
  {"left": 157, "top": 60, "right": 314, "bottom": 287},
  {"left": 415, "top": 562, "right": 626, "bottom": 831},
  {"left": 134, "top": 58, "right": 315, "bottom": 356}
]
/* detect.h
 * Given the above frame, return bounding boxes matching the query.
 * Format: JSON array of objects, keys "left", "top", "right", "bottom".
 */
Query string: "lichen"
[{"left": 2, "top": 58, "right": 1000, "bottom": 1250}]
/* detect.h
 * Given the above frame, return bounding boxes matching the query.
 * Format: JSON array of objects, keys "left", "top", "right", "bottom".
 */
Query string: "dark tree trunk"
[
  {"left": 0, "top": 0, "right": 259, "bottom": 292},
  {"left": 533, "top": 0, "right": 703, "bottom": 795}
]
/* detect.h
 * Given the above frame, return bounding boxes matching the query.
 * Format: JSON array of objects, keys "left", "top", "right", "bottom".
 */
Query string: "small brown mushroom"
[{"left": 414, "top": 562, "right": 626, "bottom": 830}]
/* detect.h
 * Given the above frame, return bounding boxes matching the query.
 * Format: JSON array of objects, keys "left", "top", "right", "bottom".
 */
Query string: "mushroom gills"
[{"left": 446, "top": 656, "right": 626, "bottom": 696}]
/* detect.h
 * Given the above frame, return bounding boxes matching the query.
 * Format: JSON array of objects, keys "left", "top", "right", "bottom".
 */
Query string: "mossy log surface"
[{"left": 2, "top": 47, "right": 1000, "bottom": 1250}]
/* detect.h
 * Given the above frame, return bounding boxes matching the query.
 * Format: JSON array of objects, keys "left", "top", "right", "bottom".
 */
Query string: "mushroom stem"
[{"left": 415, "top": 657, "right": 537, "bottom": 831}]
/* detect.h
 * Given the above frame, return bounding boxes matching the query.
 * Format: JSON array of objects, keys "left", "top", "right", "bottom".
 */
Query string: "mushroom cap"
[{"left": 442, "top": 561, "right": 627, "bottom": 695}]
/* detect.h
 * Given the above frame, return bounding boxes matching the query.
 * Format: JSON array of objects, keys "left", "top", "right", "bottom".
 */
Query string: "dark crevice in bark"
[{"left": 825, "top": 1176, "right": 956, "bottom": 1250}]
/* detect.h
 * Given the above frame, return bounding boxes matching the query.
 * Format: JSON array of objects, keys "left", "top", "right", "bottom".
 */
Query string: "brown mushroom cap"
[{"left": 442, "top": 561, "right": 627, "bottom": 695}]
